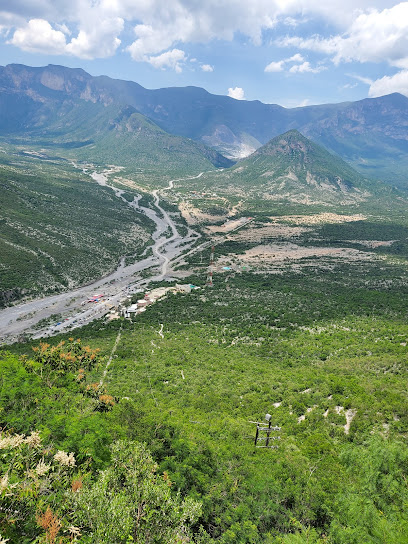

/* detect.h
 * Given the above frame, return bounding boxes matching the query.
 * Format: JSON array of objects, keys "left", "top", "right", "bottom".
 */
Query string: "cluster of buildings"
[{"left": 108, "top": 284, "right": 198, "bottom": 320}]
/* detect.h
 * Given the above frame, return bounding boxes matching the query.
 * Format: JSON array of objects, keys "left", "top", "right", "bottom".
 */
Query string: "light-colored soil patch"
[
  {"left": 227, "top": 222, "right": 310, "bottom": 242},
  {"left": 239, "top": 243, "right": 376, "bottom": 264},
  {"left": 206, "top": 217, "right": 250, "bottom": 233},
  {"left": 269, "top": 213, "right": 367, "bottom": 225},
  {"left": 345, "top": 409, "right": 357, "bottom": 434},
  {"left": 298, "top": 405, "right": 318, "bottom": 423},
  {"left": 179, "top": 201, "right": 227, "bottom": 225},
  {"left": 345, "top": 239, "right": 396, "bottom": 248},
  {"left": 229, "top": 200, "right": 244, "bottom": 216}
]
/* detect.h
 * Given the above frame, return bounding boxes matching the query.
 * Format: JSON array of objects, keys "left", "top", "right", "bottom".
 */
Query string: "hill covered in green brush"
[
  {"left": 176, "top": 130, "right": 401, "bottom": 216},
  {"left": 4, "top": 252, "right": 408, "bottom": 542},
  {"left": 0, "top": 151, "right": 155, "bottom": 306},
  {"left": 2, "top": 97, "right": 232, "bottom": 186}
]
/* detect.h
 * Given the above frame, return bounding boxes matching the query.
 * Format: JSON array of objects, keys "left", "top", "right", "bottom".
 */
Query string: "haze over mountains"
[{"left": 1, "top": 63, "right": 408, "bottom": 187}]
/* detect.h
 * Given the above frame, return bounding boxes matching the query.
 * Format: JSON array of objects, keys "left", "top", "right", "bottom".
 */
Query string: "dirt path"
[{"left": 100, "top": 328, "right": 122, "bottom": 386}]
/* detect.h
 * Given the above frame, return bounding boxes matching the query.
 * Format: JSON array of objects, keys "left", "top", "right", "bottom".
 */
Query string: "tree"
[{"left": 73, "top": 440, "right": 202, "bottom": 543}]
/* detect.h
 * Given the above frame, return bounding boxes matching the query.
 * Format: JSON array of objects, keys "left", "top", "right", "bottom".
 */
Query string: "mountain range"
[
  {"left": 1, "top": 64, "right": 407, "bottom": 306},
  {"left": 1, "top": 63, "right": 408, "bottom": 186}
]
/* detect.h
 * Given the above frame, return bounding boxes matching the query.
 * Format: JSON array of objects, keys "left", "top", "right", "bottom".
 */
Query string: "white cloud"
[
  {"left": 228, "top": 87, "right": 245, "bottom": 100},
  {"left": 265, "top": 60, "right": 284, "bottom": 72},
  {"left": 201, "top": 64, "right": 214, "bottom": 72},
  {"left": 369, "top": 70, "right": 408, "bottom": 97},
  {"left": 147, "top": 48, "right": 187, "bottom": 73},
  {"left": 336, "top": 3, "right": 408, "bottom": 68},
  {"left": 287, "top": 53, "right": 304, "bottom": 63},
  {"left": 66, "top": 17, "right": 123, "bottom": 59},
  {"left": 278, "top": 3, "right": 408, "bottom": 70},
  {"left": 9, "top": 19, "right": 67, "bottom": 54},
  {"left": 9, "top": 16, "right": 123, "bottom": 59},
  {"left": 127, "top": 24, "right": 173, "bottom": 61},
  {"left": 289, "top": 61, "right": 325, "bottom": 73},
  {"left": 3, "top": 0, "right": 407, "bottom": 78},
  {"left": 265, "top": 53, "right": 320, "bottom": 73},
  {"left": 0, "top": 1, "right": 360, "bottom": 66}
]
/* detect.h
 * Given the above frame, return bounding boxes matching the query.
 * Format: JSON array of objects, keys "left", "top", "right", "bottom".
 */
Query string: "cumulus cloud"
[
  {"left": 335, "top": 3, "right": 408, "bottom": 68},
  {"left": 289, "top": 61, "right": 325, "bottom": 74},
  {"left": 369, "top": 70, "right": 408, "bottom": 97},
  {"left": 228, "top": 87, "right": 245, "bottom": 100},
  {"left": 147, "top": 48, "right": 187, "bottom": 73},
  {"left": 66, "top": 17, "right": 123, "bottom": 59},
  {"left": 265, "top": 53, "right": 322, "bottom": 74},
  {"left": 278, "top": 3, "right": 408, "bottom": 69},
  {"left": 9, "top": 16, "right": 123, "bottom": 59},
  {"left": 201, "top": 64, "right": 214, "bottom": 72},
  {"left": 9, "top": 19, "right": 67, "bottom": 54},
  {"left": 265, "top": 60, "right": 285, "bottom": 72},
  {"left": 287, "top": 53, "right": 304, "bottom": 63},
  {"left": 127, "top": 24, "right": 172, "bottom": 61}
]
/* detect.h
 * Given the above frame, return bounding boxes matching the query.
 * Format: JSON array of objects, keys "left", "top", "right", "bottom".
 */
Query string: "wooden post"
[
  {"left": 254, "top": 425, "right": 259, "bottom": 446},
  {"left": 265, "top": 419, "right": 272, "bottom": 447}
]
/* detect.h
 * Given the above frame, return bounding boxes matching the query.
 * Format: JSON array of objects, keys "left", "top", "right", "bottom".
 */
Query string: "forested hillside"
[
  {"left": 0, "top": 149, "right": 155, "bottom": 306},
  {"left": 3, "top": 240, "right": 408, "bottom": 542}
]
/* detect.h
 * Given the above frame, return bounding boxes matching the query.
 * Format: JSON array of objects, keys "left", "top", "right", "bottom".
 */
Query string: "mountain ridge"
[
  {"left": 174, "top": 128, "right": 399, "bottom": 219},
  {"left": 1, "top": 63, "right": 408, "bottom": 185}
]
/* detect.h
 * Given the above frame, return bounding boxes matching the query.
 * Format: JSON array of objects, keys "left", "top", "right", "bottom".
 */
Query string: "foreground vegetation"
[{"left": 2, "top": 250, "right": 408, "bottom": 542}]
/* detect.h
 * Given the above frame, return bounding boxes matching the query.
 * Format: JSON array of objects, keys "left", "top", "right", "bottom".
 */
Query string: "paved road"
[{"left": 0, "top": 169, "right": 203, "bottom": 344}]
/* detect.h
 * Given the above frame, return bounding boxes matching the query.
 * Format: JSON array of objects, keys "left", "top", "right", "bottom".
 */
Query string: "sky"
[{"left": 1, "top": 1, "right": 408, "bottom": 107}]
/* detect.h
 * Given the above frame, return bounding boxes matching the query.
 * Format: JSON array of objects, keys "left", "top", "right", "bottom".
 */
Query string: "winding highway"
[{"left": 0, "top": 169, "right": 203, "bottom": 344}]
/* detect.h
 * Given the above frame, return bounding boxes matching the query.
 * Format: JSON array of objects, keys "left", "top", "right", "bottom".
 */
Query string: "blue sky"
[{"left": 0, "top": 1, "right": 407, "bottom": 107}]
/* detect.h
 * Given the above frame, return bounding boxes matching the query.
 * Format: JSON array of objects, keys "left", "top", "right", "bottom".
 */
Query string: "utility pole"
[
  {"left": 253, "top": 414, "right": 281, "bottom": 448},
  {"left": 206, "top": 245, "right": 215, "bottom": 286}
]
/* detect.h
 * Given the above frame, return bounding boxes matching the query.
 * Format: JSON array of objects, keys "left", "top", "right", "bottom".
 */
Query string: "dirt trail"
[{"left": 100, "top": 328, "right": 122, "bottom": 386}]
